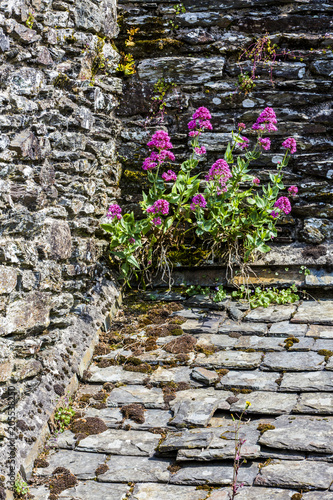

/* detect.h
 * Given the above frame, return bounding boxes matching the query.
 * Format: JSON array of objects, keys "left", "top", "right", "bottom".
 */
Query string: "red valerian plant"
[{"left": 101, "top": 106, "right": 298, "bottom": 285}]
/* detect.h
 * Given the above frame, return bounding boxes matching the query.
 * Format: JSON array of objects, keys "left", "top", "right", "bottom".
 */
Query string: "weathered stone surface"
[
  {"left": 182, "top": 316, "right": 223, "bottom": 334},
  {"left": 261, "top": 352, "right": 325, "bottom": 371},
  {"left": 245, "top": 305, "right": 296, "bottom": 323},
  {"left": 218, "top": 370, "right": 278, "bottom": 391},
  {"left": 0, "top": 292, "right": 51, "bottom": 335},
  {"left": 191, "top": 367, "right": 219, "bottom": 385},
  {"left": 230, "top": 392, "right": 298, "bottom": 415},
  {"left": 195, "top": 351, "right": 262, "bottom": 369},
  {"left": 107, "top": 386, "right": 165, "bottom": 409},
  {"left": 235, "top": 336, "right": 284, "bottom": 351},
  {"left": 138, "top": 57, "right": 225, "bottom": 84},
  {"left": 169, "top": 389, "right": 232, "bottom": 427},
  {"left": 35, "top": 450, "right": 107, "bottom": 479},
  {"left": 77, "top": 429, "right": 160, "bottom": 456},
  {"left": 159, "top": 428, "right": 214, "bottom": 453},
  {"left": 259, "top": 415, "right": 333, "bottom": 453},
  {"left": 98, "top": 456, "right": 171, "bottom": 483},
  {"left": 84, "top": 408, "right": 172, "bottom": 430},
  {"left": 149, "top": 366, "right": 192, "bottom": 384},
  {"left": 218, "top": 320, "right": 267, "bottom": 335},
  {"left": 306, "top": 324, "right": 333, "bottom": 338},
  {"left": 292, "top": 301, "right": 333, "bottom": 325},
  {"left": 170, "top": 463, "right": 259, "bottom": 485},
  {"left": 0, "top": 266, "right": 17, "bottom": 294},
  {"left": 86, "top": 365, "right": 148, "bottom": 384},
  {"left": 58, "top": 482, "right": 130, "bottom": 499},
  {"left": 255, "top": 460, "right": 333, "bottom": 489},
  {"left": 130, "top": 483, "right": 208, "bottom": 500},
  {"left": 268, "top": 321, "right": 308, "bottom": 337},
  {"left": 208, "top": 488, "right": 301, "bottom": 500},
  {"left": 176, "top": 442, "right": 261, "bottom": 461},
  {"left": 280, "top": 371, "right": 333, "bottom": 392},
  {"left": 295, "top": 393, "right": 333, "bottom": 414}
]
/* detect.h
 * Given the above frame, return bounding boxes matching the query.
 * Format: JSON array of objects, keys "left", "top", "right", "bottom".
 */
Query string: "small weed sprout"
[
  {"left": 229, "top": 401, "right": 251, "bottom": 499},
  {"left": 25, "top": 12, "right": 34, "bottom": 29},
  {"left": 54, "top": 395, "right": 75, "bottom": 433},
  {"left": 14, "top": 475, "right": 30, "bottom": 499}
]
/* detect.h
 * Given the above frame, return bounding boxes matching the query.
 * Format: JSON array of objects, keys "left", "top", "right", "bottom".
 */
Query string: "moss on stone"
[
  {"left": 257, "top": 423, "right": 276, "bottom": 435},
  {"left": 318, "top": 349, "right": 333, "bottom": 362}
]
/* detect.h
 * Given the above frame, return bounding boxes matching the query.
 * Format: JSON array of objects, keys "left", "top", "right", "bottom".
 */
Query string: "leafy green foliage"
[
  {"left": 54, "top": 401, "right": 75, "bottom": 433},
  {"left": 232, "top": 284, "right": 299, "bottom": 309},
  {"left": 14, "top": 476, "right": 30, "bottom": 498}
]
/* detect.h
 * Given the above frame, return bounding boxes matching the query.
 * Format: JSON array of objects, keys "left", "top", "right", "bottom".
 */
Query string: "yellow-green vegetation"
[
  {"left": 54, "top": 400, "right": 76, "bottom": 433},
  {"left": 91, "top": 36, "right": 106, "bottom": 77},
  {"left": 53, "top": 73, "right": 71, "bottom": 89},
  {"left": 318, "top": 349, "right": 333, "bottom": 362},
  {"left": 25, "top": 12, "right": 34, "bottom": 29},
  {"left": 257, "top": 423, "right": 276, "bottom": 435},
  {"left": 14, "top": 475, "right": 30, "bottom": 499},
  {"left": 117, "top": 27, "right": 139, "bottom": 76},
  {"left": 168, "top": 246, "right": 210, "bottom": 266},
  {"left": 283, "top": 336, "right": 300, "bottom": 350}
]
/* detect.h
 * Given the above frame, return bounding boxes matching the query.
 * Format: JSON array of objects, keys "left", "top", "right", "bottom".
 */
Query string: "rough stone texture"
[
  {"left": 27, "top": 298, "right": 333, "bottom": 499},
  {"left": 292, "top": 301, "right": 333, "bottom": 325},
  {"left": 245, "top": 305, "right": 296, "bottom": 323},
  {"left": 0, "top": 0, "right": 121, "bottom": 490}
]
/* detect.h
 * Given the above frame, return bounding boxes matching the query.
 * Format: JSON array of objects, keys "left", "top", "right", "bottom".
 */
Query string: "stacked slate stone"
[
  {"left": 116, "top": 0, "right": 333, "bottom": 264},
  {"left": 0, "top": 0, "right": 121, "bottom": 489},
  {"left": 28, "top": 297, "right": 333, "bottom": 499}
]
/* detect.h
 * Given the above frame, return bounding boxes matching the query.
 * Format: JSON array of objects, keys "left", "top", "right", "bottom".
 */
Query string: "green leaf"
[
  {"left": 100, "top": 223, "right": 115, "bottom": 232},
  {"left": 257, "top": 243, "right": 271, "bottom": 253},
  {"left": 127, "top": 254, "right": 140, "bottom": 269}
]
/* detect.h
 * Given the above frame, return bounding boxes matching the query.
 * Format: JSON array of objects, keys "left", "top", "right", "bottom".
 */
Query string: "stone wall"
[
  {"left": 0, "top": 0, "right": 121, "bottom": 492},
  {"left": 116, "top": 0, "right": 333, "bottom": 268}
]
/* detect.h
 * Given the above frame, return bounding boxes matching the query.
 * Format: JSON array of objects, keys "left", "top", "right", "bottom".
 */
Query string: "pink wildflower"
[
  {"left": 162, "top": 170, "right": 177, "bottom": 182},
  {"left": 129, "top": 237, "right": 135, "bottom": 244},
  {"left": 238, "top": 122, "right": 246, "bottom": 131},
  {"left": 147, "top": 130, "right": 173, "bottom": 150},
  {"left": 107, "top": 204, "right": 122, "bottom": 220},
  {"left": 188, "top": 120, "right": 197, "bottom": 130},
  {"left": 274, "top": 196, "right": 292, "bottom": 215},
  {"left": 190, "top": 194, "right": 207, "bottom": 210},
  {"left": 192, "top": 107, "right": 212, "bottom": 120},
  {"left": 253, "top": 177, "right": 260, "bottom": 185},
  {"left": 288, "top": 185, "right": 298, "bottom": 196},
  {"left": 147, "top": 199, "right": 169, "bottom": 216},
  {"left": 252, "top": 107, "right": 278, "bottom": 132},
  {"left": 270, "top": 210, "right": 279, "bottom": 219},
  {"left": 259, "top": 137, "right": 271, "bottom": 150},
  {"left": 194, "top": 146, "right": 206, "bottom": 156},
  {"left": 198, "top": 119, "right": 213, "bottom": 130},
  {"left": 236, "top": 136, "right": 250, "bottom": 150},
  {"left": 189, "top": 130, "right": 201, "bottom": 137},
  {"left": 152, "top": 217, "right": 162, "bottom": 226},
  {"left": 282, "top": 137, "right": 297, "bottom": 154},
  {"left": 205, "top": 159, "right": 232, "bottom": 184},
  {"left": 142, "top": 149, "right": 175, "bottom": 171}
]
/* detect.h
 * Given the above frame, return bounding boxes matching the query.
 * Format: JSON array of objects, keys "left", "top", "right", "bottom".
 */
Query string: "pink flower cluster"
[
  {"left": 147, "top": 199, "right": 169, "bottom": 216},
  {"left": 152, "top": 217, "right": 162, "bottom": 226},
  {"left": 190, "top": 194, "right": 207, "bottom": 210},
  {"left": 236, "top": 136, "right": 250, "bottom": 150},
  {"left": 205, "top": 159, "right": 232, "bottom": 192},
  {"left": 147, "top": 130, "right": 173, "bottom": 150},
  {"left": 274, "top": 196, "right": 292, "bottom": 215},
  {"left": 259, "top": 137, "right": 271, "bottom": 151},
  {"left": 195, "top": 146, "right": 206, "bottom": 156},
  {"left": 282, "top": 137, "right": 297, "bottom": 154},
  {"left": 107, "top": 204, "right": 122, "bottom": 220},
  {"left": 188, "top": 107, "right": 213, "bottom": 134},
  {"left": 252, "top": 107, "right": 278, "bottom": 133},
  {"left": 238, "top": 122, "right": 246, "bottom": 131},
  {"left": 142, "top": 130, "right": 175, "bottom": 170},
  {"left": 288, "top": 185, "right": 298, "bottom": 196},
  {"left": 253, "top": 177, "right": 260, "bottom": 185},
  {"left": 162, "top": 170, "right": 177, "bottom": 182}
]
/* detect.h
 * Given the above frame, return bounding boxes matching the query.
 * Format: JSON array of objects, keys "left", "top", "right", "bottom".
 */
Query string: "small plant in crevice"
[
  {"left": 13, "top": 475, "right": 30, "bottom": 499},
  {"left": 232, "top": 284, "right": 300, "bottom": 308},
  {"left": 149, "top": 78, "right": 177, "bottom": 123},
  {"left": 53, "top": 396, "right": 76, "bottom": 433},
  {"left": 25, "top": 11, "right": 34, "bottom": 29},
  {"left": 167, "top": 3, "right": 186, "bottom": 30},
  {"left": 229, "top": 401, "right": 251, "bottom": 499},
  {"left": 117, "top": 27, "right": 139, "bottom": 76}
]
